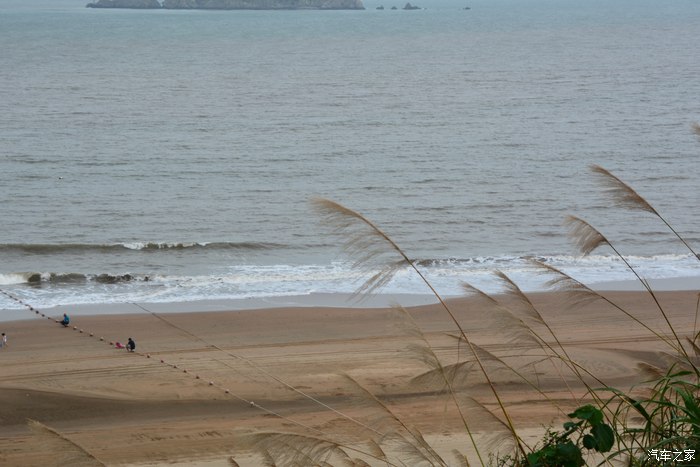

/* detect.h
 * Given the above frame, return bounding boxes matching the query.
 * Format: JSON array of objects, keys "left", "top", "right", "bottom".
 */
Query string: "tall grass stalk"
[
  {"left": 565, "top": 215, "right": 691, "bottom": 364},
  {"left": 232, "top": 162, "right": 697, "bottom": 466},
  {"left": 27, "top": 419, "right": 106, "bottom": 467},
  {"left": 313, "top": 198, "right": 528, "bottom": 464},
  {"left": 591, "top": 164, "right": 698, "bottom": 259}
]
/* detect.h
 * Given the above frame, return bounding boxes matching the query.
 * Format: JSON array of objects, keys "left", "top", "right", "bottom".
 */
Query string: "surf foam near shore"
[{"left": 0, "top": 255, "right": 697, "bottom": 320}]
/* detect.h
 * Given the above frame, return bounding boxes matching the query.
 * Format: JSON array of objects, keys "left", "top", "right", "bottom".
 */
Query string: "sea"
[{"left": 1, "top": 0, "right": 699, "bottom": 315}]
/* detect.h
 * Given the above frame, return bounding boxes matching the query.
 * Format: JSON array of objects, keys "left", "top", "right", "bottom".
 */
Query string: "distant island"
[
  {"left": 375, "top": 2, "right": 422, "bottom": 9},
  {"left": 87, "top": 0, "right": 365, "bottom": 9}
]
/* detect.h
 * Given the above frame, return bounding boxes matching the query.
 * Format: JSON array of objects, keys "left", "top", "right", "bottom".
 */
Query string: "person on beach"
[
  {"left": 60, "top": 313, "right": 70, "bottom": 327},
  {"left": 1, "top": 333, "right": 6, "bottom": 349},
  {"left": 127, "top": 337, "right": 136, "bottom": 352}
]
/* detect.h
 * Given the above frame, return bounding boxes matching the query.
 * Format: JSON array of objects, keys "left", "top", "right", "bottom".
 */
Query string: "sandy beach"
[
  {"left": 0, "top": 289, "right": 698, "bottom": 466},
  {"left": 3, "top": 0, "right": 699, "bottom": 465}
]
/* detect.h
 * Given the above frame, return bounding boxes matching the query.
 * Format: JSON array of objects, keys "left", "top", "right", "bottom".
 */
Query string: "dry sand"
[{"left": 0, "top": 290, "right": 697, "bottom": 466}]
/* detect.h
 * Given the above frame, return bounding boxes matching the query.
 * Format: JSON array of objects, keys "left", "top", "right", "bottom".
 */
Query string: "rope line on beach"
[
  {"left": 0, "top": 289, "right": 389, "bottom": 445},
  {"left": 1, "top": 291, "right": 420, "bottom": 466},
  {"left": 129, "top": 301, "right": 387, "bottom": 439},
  {"left": 0, "top": 289, "right": 332, "bottom": 437}
]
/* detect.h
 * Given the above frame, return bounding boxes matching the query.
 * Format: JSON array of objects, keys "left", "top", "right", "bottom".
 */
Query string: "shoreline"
[{"left": 0, "top": 275, "right": 697, "bottom": 322}]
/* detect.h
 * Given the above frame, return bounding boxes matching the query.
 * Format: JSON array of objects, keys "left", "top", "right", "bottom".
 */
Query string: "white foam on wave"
[
  {"left": 0, "top": 272, "right": 33, "bottom": 285},
  {"left": 0, "top": 253, "right": 697, "bottom": 311},
  {"left": 121, "top": 242, "right": 210, "bottom": 250}
]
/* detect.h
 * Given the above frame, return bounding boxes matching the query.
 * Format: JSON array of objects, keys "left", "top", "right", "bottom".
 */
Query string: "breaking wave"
[
  {"left": 0, "top": 253, "right": 697, "bottom": 311},
  {"left": 0, "top": 272, "right": 141, "bottom": 285}
]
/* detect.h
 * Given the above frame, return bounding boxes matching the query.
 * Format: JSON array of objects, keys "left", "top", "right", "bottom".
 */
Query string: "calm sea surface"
[{"left": 1, "top": 0, "right": 699, "bottom": 310}]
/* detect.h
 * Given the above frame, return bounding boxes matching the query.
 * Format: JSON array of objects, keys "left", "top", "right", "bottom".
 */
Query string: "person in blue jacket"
[{"left": 60, "top": 313, "right": 70, "bottom": 327}]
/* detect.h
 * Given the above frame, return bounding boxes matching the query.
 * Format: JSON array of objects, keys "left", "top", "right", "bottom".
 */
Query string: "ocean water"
[{"left": 1, "top": 0, "right": 699, "bottom": 311}]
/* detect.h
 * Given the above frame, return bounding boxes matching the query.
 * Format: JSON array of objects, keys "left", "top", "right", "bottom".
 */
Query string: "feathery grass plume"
[
  {"left": 491, "top": 270, "right": 582, "bottom": 390},
  {"left": 27, "top": 419, "right": 105, "bottom": 467},
  {"left": 461, "top": 281, "right": 499, "bottom": 306},
  {"left": 260, "top": 448, "right": 278, "bottom": 467},
  {"left": 339, "top": 373, "right": 447, "bottom": 467},
  {"left": 567, "top": 214, "right": 689, "bottom": 362},
  {"left": 591, "top": 164, "right": 699, "bottom": 259},
  {"left": 405, "top": 341, "right": 444, "bottom": 372},
  {"left": 135, "top": 303, "right": 385, "bottom": 441},
  {"left": 460, "top": 279, "right": 558, "bottom": 390},
  {"left": 461, "top": 282, "right": 542, "bottom": 348},
  {"left": 442, "top": 334, "right": 567, "bottom": 409},
  {"left": 377, "top": 433, "right": 445, "bottom": 467},
  {"left": 458, "top": 396, "right": 517, "bottom": 456},
  {"left": 687, "top": 336, "right": 700, "bottom": 359},
  {"left": 238, "top": 426, "right": 402, "bottom": 467},
  {"left": 241, "top": 432, "right": 354, "bottom": 466},
  {"left": 391, "top": 305, "right": 488, "bottom": 465},
  {"left": 488, "top": 270, "right": 594, "bottom": 405},
  {"left": 313, "top": 198, "right": 527, "bottom": 461},
  {"left": 410, "top": 355, "right": 476, "bottom": 389},
  {"left": 312, "top": 198, "right": 409, "bottom": 295},
  {"left": 532, "top": 259, "right": 681, "bottom": 354},
  {"left": 445, "top": 336, "right": 529, "bottom": 384},
  {"left": 452, "top": 449, "right": 470, "bottom": 467},
  {"left": 404, "top": 427, "right": 449, "bottom": 467},
  {"left": 342, "top": 459, "right": 372, "bottom": 467},
  {"left": 363, "top": 438, "right": 389, "bottom": 465},
  {"left": 658, "top": 351, "right": 700, "bottom": 375},
  {"left": 492, "top": 271, "right": 545, "bottom": 326},
  {"left": 590, "top": 165, "right": 658, "bottom": 215},
  {"left": 531, "top": 259, "right": 605, "bottom": 310},
  {"left": 565, "top": 215, "right": 610, "bottom": 256},
  {"left": 392, "top": 303, "right": 466, "bottom": 388},
  {"left": 637, "top": 362, "right": 666, "bottom": 381}
]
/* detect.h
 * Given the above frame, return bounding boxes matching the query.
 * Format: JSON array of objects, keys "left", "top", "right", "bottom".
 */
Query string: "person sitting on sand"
[
  {"left": 115, "top": 341, "right": 124, "bottom": 349},
  {"left": 127, "top": 337, "right": 136, "bottom": 352},
  {"left": 60, "top": 313, "right": 70, "bottom": 327}
]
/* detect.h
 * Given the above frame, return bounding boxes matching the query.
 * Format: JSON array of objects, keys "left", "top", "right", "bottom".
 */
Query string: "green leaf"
[
  {"left": 668, "top": 370, "right": 693, "bottom": 379},
  {"left": 591, "top": 423, "right": 615, "bottom": 452},
  {"left": 582, "top": 434, "right": 596, "bottom": 450},
  {"left": 676, "top": 388, "right": 700, "bottom": 423},
  {"left": 568, "top": 405, "right": 603, "bottom": 425},
  {"left": 526, "top": 442, "right": 584, "bottom": 467},
  {"left": 526, "top": 450, "right": 546, "bottom": 466},
  {"left": 557, "top": 441, "right": 585, "bottom": 467},
  {"left": 563, "top": 421, "right": 578, "bottom": 430},
  {"left": 623, "top": 395, "right": 651, "bottom": 423}
]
